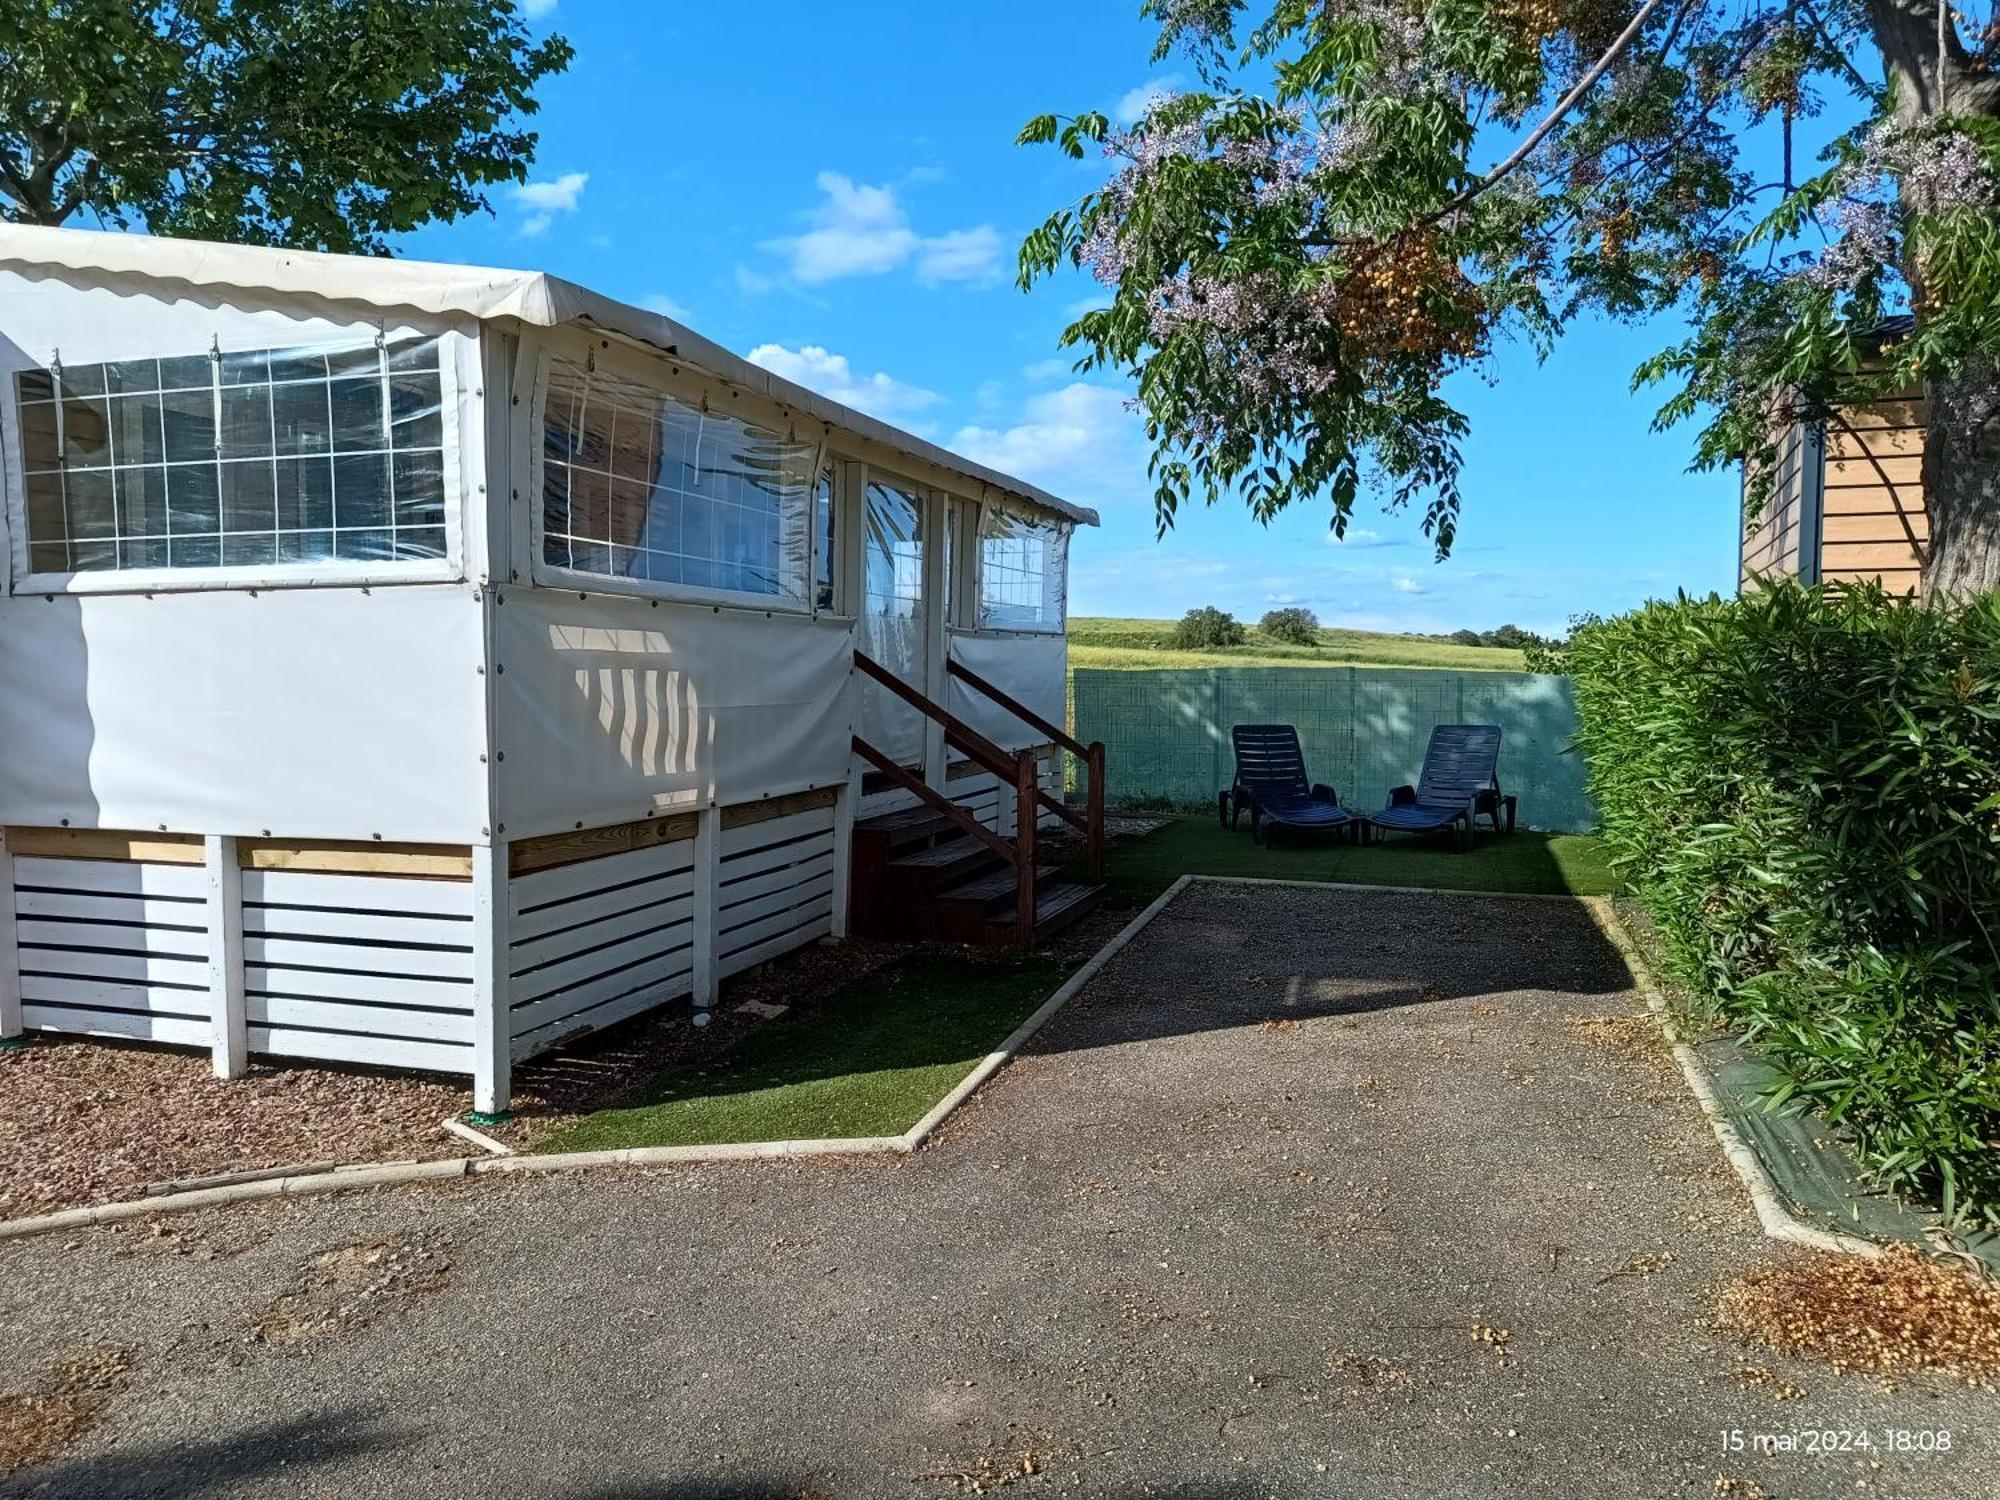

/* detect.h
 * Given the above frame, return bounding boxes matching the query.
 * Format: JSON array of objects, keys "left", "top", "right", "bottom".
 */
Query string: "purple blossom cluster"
[{"left": 1797, "top": 122, "right": 2000, "bottom": 294}]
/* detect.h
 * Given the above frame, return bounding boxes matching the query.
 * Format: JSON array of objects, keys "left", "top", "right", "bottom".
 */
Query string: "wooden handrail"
[
  {"left": 850, "top": 737, "right": 1016, "bottom": 864},
  {"left": 946, "top": 658, "right": 1085, "bottom": 759},
  {"left": 938, "top": 656, "right": 1106, "bottom": 885},
  {"left": 854, "top": 651, "right": 1016, "bottom": 784}
]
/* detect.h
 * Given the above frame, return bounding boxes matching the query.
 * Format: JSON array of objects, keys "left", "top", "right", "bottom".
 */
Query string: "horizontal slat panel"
[
  {"left": 242, "top": 934, "right": 473, "bottom": 979},
  {"left": 242, "top": 868, "right": 476, "bottom": 916},
  {"left": 18, "top": 946, "right": 206, "bottom": 985},
  {"left": 247, "top": 1026, "right": 472, "bottom": 1075},
  {"left": 25, "top": 1005, "right": 209, "bottom": 1046},
  {"left": 1825, "top": 426, "right": 1923, "bottom": 460},
  {"left": 718, "top": 913, "right": 833, "bottom": 979},
  {"left": 1826, "top": 567, "right": 1922, "bottom": 594},
  {"left": 509, "top": 838, "right": 694, "bottom": 914},
  {"left": 5, "top": 829, "right": 203, "bottom": 864},
  {"left": 717, "top": 828, "right": 834, "bottom": 883},
  {"left": 240, "top": 841, "right": 472, "bottom": 879},
  {"left": 718, "top": 805, "right": 835, "bottom": 859},
  {"left": 14, "top": 888, "right": 205, "bottom": 925},
  {"left": 508, "top": 947, "right": 695, "bottom": 1040},
  {"left": 718, "top": 849, "right": 836, "bottom": 912},
  {"left": 1822, "top": 512, "right": 1930, "bottom": 544},
  {"left": 243, "top": 906, "right": 474, "bottom": 947},
  {"left": 510, "top": 918, "right": 696, "bottom": 1002},
  {"left": 719, "top": 888, "right": 835, "bottom": 957},
  {"left": 247, "top": 964, "right": 473, "bottom": 1009},
  {"left": 510, "top": 892, "right": 695, "bottom": 973},
  {"left": 719, "top": 873, "right": 836, "bottom": 937},
  {"left": 1825, "top": 454, "right": 1922, "bottom": 486},
  {"left": 13, "top": 857, "right": 205, "bottom": 899},
  {"left": 509, "top": 868, "right": 696, "bottom": 943},
  {"left": 1823, "top": 486, "right": 1928, "bottom": 518},
  {"left": 20, "top": 971, "right": 208, "bottom": 1014},
  {"left": 511, "top": 963, "right": 696, "bottom": 1060},
  {"left": 247, "top": 993, "right": 473, "bottom": 1043},
  {"left": 1821, "top": 540, "right": 1926, "bottom": 570},
  {"left": 1829, "top": 399, "right": 1924, "bottom": 431},
  {"left": 16, "top": 918, "right": 207, "bottom": 959}
]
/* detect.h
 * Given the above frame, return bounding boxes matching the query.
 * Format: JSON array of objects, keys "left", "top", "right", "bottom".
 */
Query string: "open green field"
[{"left": 1067, "top": 616, "right": 1528, "bottom": 672}]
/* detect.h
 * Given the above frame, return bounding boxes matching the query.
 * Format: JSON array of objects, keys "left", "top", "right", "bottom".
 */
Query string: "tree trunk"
[{"left": 1920, "top": 358, "right": 2000, "bottom": 600}]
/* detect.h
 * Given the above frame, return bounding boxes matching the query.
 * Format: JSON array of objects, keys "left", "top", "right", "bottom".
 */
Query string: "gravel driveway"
[{"left": 4, "top": 882, "right": 1994, "bottom": 1498}]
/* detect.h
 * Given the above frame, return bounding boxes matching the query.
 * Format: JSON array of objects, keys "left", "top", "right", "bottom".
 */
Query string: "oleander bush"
[
  {"left": 1258, "top": 606, "right": 1321, "bottom": 645},
  {"left": 1174, "top": 605, "right": 1246, "bottom": 649},
  {"left": 1568, "top": 581, "right": 2000, "bottom": 1226}
]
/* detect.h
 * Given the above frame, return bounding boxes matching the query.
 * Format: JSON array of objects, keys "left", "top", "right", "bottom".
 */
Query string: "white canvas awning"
[{"left": 0, "top": 223, "right": 1099, "bottom": 528}]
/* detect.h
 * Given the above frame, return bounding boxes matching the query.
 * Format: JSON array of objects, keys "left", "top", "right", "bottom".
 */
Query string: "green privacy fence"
[{"left": 1072, "top": 667, "right": 1597, "bottom": 833}]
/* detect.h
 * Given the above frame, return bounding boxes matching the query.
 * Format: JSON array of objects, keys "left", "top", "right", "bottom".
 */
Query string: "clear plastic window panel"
[
  {"left": 813, "top": 463, "right": 836, "bottom": 612},
  {"left": 979, "top": 507, "right": 1068, "bottom": 632},
  {"left": 12, "top": 336, "right": 448, "bottom": 574},
  {"left": 863, "top": 480, "right": 924, "bottom": 620},
  {"left": 541, "top": 362, "right": 812, "bottom": 602}
]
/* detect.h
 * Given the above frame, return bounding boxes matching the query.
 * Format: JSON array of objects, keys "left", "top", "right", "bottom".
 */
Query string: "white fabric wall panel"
[
  {"left": 14, "top": 856, "right": 211, "bottom": 1045},
  {"left": 946, "top": 632, "right": 1068, "bottom": 753},
  {"left": 858, "top": 615, "right": 925, "bottom": 767},
  {"left": 242, "top": 868, "right": 477, "bottom": 1074},
  {"left": 507, "top": 839, "right": 696, "bottom": 1060},
  {"left": 717, "top": 805, "right": 836, "bottom": 979},
  {"left": 494, "top": 590, "right": 856, "bottom": 838},
  {"left": 0, "top": 586, "right": 488, "bottom": 841}
]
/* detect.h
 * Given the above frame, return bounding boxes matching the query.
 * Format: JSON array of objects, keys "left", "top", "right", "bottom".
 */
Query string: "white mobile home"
[{"left": 0, "top": 225, "right": 1101, "bottom": 1115}]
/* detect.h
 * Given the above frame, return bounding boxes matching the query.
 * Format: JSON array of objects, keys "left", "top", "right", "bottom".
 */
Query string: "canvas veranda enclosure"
[{"left": 0, "top": 223, "right": 1094, "bottom": 1116}]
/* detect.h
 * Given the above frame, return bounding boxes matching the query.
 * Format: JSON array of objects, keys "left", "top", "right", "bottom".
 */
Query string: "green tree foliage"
[
  {"left": 0, "top": 0, "right": 571, "bottom": 251},
  {"left": 1569, "top": 582, "right": 2000, "bottom": 1225},
  {"left": 1174, "top": 604, "right": 1247, "bottom": 647},
  {"left": 1258, "top": 604, "right": 1320, "bottom": 642},
  {"left": 1019, "top": 0, "right": 2000, "bottom": 592}
]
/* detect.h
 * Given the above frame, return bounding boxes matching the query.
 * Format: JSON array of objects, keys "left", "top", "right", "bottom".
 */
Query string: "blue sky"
[{"left": 399, "top": 0, "right": 1745, "bottom": 636}]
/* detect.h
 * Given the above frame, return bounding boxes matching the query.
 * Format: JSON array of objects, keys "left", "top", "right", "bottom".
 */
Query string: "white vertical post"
[
  {"left": 0, "top": 829, "right": 21, "bottom": 1047},
  {"left": 470, "top": 839, "right": 511, "bottom": 1118},
  {"left": 205, "top": 834, "right": 246, "bottom": 1079},
  {"left": 690, "top": 802, "right": 723, "bottom": 1015},
  {"left": 829, "top": 777, "right": 855, "bottom": 940}
]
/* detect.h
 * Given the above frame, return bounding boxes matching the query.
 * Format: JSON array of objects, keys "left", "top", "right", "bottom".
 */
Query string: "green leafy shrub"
[
  {"left": 1569, "top": 581, "right": 2000, "bottom": 1226},
  {"left": 1174, "top": 606, "right": 1246, "bottom": 649},
  {"left": 1258, "top": 607, "right": 1320, "bottom": 645}
]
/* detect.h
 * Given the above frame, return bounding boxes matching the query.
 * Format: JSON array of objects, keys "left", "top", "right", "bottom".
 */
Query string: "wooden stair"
[
  {"left": 850, "top": 807, "right": 1100, "bottom": 949},
  {"left": 846, "top": 649, "right": 1106, "bottom": 952}
]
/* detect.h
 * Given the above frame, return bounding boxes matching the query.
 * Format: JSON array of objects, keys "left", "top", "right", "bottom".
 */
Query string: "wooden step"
[
  {"left": 938, "top": 862, "right": 1063, "bottom": 913},
  {"left": 855, "top": 805, "right": 958, "bottom": 848},
  {"left": 888, "top": 835, "right": 1002, "bottom": 887},
  {"left": 990, "top": 881, "right": 1102, "bottom": 946}
]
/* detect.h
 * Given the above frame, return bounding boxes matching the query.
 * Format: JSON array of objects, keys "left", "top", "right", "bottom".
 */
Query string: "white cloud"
[
  {"left": 734, "top": 265, "right": 777, "bottom": 297},
  {"left": 1023, "top": 356, "right": 1076, "bottom": 381},
  {"left": 522, "top": 0, "right": 559, "bottom": 15},
  {"left": 1113, "top": 74, "right": 1184, "bottom": 124},
  {"left": 1392, "top": 574, "right": 1427, "bottom": 595},
  {"left": 916, "top": 225, "right": 1003, "bottom": 285},
  {"left": 746, "top": 343, "right": 942, "bottom": 421},
  {"left": 949, "top": 383, "right": 1145, "bottom": 509},
  {"left": 765, "top": 172, "right": 1001, "bottom": 286},
  {"left": 641, "top": 293, "right": 691, "bottom": 321},
  {"left": 1325, "top": 527, "right": 1404, "bottom": 549},
  {"left": 509, "top": 171, "right": 587, "bottom": 237}
]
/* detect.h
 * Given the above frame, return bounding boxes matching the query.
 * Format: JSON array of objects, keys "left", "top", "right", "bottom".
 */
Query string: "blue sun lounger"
[
  {"left": 1364, "top": 724, "right": 1512, "bottom": 851},
  {"left": 1220, "top": 724, "right": 1356, "bottom": 846}
]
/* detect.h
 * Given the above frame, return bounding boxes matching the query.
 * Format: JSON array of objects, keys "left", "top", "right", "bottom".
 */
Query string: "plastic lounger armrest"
[
  {"left": 1311, "top": 782, "right": 1340, "bottom": 805},
  {"left": 1388, "top": 784, "right": 1416, "bottom": 807}
]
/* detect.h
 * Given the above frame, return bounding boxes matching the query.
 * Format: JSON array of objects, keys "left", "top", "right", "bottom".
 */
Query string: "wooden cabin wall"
[
  {"left": 1739, "top": 419, "right": 1813, "bottom": 586},
  {"left": 1818, "top": 394, "right": 1927, "bottom": 595}
]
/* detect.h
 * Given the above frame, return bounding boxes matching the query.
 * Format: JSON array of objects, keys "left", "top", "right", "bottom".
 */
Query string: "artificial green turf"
[
  {"left": 1092, "top": 815, "right": 1614, "bottom": 907},
  {"left": 535, "top": 956, "right": 1068, "bottom": 1154}
]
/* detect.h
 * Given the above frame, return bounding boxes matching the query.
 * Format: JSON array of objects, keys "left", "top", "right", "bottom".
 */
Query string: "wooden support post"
[
  {"left": 0, "top": 830, "right": 21, "bottom": 1048},
  {"left": 205, "top": 834, "right": 247, "bottom": 1079},
  {"left": 690, "top": 802, "right": 723, "bottom": 1013},
  {"left": 470, "top": 840, "right": 511, "bottom": 1118},
  {"left": 1014, "top": 753, "right": 1039, "bottom": 950},
  {"left": 829, "top": 774, "right": 856, "bottom": 940}
]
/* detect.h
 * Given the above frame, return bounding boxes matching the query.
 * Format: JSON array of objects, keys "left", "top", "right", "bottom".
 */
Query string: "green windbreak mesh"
[{"left": 1071, "top": 667, "right": 1597, "bottom": 833}]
